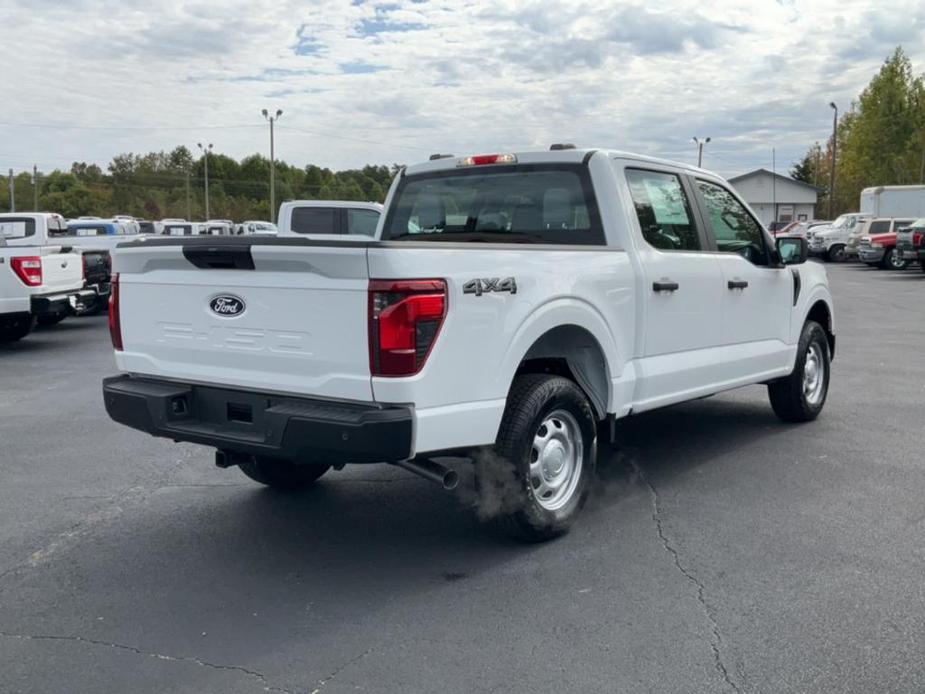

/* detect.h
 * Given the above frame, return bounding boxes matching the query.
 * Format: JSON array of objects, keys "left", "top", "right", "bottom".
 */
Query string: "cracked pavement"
[{"left": 2, "top": 264, "right": 925, "bottom": 693}]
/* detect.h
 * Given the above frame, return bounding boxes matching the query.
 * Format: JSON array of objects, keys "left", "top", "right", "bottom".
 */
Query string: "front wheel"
[
  {"left": 238, "top": 456, "right": 330, "bottom": 490},
  {"left": 479, "top": 374, "right": 597, "bottom": 542},
  {"left": 826, "top": 245, "right": 846, "bottom": 263},
  {"left": 768, "top": 321, "right": 830, "bottom": 422},
  {"left": 880, "top": 247, "right": 907, "bottom": 270}
]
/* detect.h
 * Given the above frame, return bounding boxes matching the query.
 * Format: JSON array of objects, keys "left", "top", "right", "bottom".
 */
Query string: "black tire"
[
  {"left": 36, "top": 313, "right": 66, "bottom": 327},
  {"left": 879, "top": 247, "right": 906, "bottom": 270},
  {"left": 480, "top": 374, "right": 597, "bottom": 542},
  {"left": 827, "top": 245, "right": 846, "bottom": 263},
  {"left": 920, "top": 260, "right": 925, "bottom": 273},
  {"left": 0, "top": 314, "right": 35, "bottom": 342},
  {"left": 238, "top": 456, "right": 330, "bottom": 490},
  {"left": 768, "top": 320, "right": 830, "bottom": 423}
]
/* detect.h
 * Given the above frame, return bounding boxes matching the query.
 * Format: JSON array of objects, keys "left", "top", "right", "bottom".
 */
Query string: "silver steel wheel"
[
  {"left": 802, "top": 342, "right": 826, "bottom": 406},
  {"left": 888, "top": 249, "right": 905, "bottom": 269},
  {"left": 529, "top": 409, "right": 584, "bottom": 511}
]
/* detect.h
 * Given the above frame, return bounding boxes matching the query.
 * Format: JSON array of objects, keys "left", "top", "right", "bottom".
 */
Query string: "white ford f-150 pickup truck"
[
  {"left": 103, "top": 148, "right": 834, "bottom": 541},
  {"left": 1, "top": 214, "right": 95, "bottom": 341}
]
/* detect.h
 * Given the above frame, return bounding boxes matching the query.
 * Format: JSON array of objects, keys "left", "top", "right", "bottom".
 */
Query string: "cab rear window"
[
  {"left": 0, "top": 218, "right": 36, "bottom": 239},
  {"left": 381, "top": 164, "right": 605, "bottom": 245}
]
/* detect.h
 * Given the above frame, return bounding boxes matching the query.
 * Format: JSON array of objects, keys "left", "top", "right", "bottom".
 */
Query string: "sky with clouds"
[{"left": 1, "top": 0, "right": 924, "bottom": 179}]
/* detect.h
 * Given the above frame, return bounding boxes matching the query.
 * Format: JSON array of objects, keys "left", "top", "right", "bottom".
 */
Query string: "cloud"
[{"left": 0, "top": 0, "right": 923, "bottom": 178}]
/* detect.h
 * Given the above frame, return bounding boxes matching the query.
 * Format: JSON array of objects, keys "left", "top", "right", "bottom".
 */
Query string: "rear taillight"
[
  {"left": 82, "top": 254, "right": 88, "bottom": 279},
  {"left": 109, "top": 273, "right": 123, "bottom": 351},
  {"left": 11, "top": 256, "right": 43, "bottom": 286},
  {"left": 369, "top": 279, "right": 447, "bottom": 376},
  {"left": 914, "top": 232, "right": 924, "bottom": 247}
]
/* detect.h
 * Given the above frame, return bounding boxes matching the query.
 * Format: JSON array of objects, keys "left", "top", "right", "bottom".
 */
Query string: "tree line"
[
  {"left": 0, "top": 147, "right": 400, "bottom": 221},
  {"left": 791, "top": 46, "right": 925, "bottom": 216}
]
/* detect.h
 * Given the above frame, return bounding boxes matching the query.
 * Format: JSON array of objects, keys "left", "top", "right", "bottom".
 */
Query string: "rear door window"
[
  {"left": 868, "top": 220, "right": 890, "bottom": 234},
  {"left": 346, "top": 208, "right": 380, "bottom": 236},
  {"left": 625, "top": 169, "right": 701, "bottom": 251},
  {"left": 291, "top": 207, "right": 338, "bottom": 235}
]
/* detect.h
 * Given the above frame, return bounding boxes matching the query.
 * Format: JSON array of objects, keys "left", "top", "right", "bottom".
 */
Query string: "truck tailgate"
[
  {"left": 40, "top": 247, "right": 83, "bottom": 293},
  {"left": 114, "top": 240, "right": 373, "bottom": 401}
]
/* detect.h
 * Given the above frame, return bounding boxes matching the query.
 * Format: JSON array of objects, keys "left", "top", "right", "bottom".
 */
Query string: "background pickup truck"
[
  {"left": 0, "top": 221, "right": 87, "bottom": 341},
  {"left": 277, "top": 200, "right": 382, "bottom": 238},
  {"left": 103, "top": 148, "right": 835, "bottom": 541},
  {"left": 896, "top": 218, "right": 925, "bottom": 272}
]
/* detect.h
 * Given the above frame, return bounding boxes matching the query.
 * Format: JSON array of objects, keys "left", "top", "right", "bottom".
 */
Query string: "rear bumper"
[
  {"left": 30, "top": 289, "right": 96, "bottom": 316},
  {"left": 102, "top": 374, "right": 414, "bottom": 464}
]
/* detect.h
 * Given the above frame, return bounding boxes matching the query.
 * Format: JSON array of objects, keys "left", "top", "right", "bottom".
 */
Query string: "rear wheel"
[
  {"left": 880, "top": 247, "right": 907, "bottom": 270},
  {"left": 238, "top": 456, "right": 330, "bottom": 490},
  {"left": 479, "top": 374, "right": 597, "bottom": 542},
  {"left": 768, "top": 320, "right": 830, "bottom": 422},
  {"left": 827, "top": 245, "right": 846, "bottom": 263},
  {"left": 0, "top": 313, "right": 35, "bottom": 342}
]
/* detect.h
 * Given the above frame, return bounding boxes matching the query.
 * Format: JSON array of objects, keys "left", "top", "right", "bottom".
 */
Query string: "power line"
[{"left": 0, "top": 122, "right": 264, "bottom": 132}]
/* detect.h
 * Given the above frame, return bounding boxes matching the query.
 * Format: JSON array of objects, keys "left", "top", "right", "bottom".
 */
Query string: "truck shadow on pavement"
[{"left": 0, "top": 394, "right": 798, "bottom": 692}]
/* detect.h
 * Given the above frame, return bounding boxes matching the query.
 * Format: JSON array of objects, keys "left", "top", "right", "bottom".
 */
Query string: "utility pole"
[
  {"left": 197, "top": 142, "right": 213, "bottom": 220},
  {"left": 185, "top": 170, "right": 192, "bottom": 220},
  {"left": 693, "top": 136, "right": 711, "bottom": 168},
  {"left": 772, "top": 147, "right": 777, "bottom": 226},
  {"left": 8, "top": 168, "right": 14, "bottom": 212},
  {"left": 814, "top": 147, "right": 820, "bottom": 188},
  {"left": 828, "top": 102, "right": 838, "bottom": 219},
  {"left": 32, "top": 165, "right": 38, "bottom": 211},
  {"left": 262, "top": 109, "right": 283, "bottom": 223}
]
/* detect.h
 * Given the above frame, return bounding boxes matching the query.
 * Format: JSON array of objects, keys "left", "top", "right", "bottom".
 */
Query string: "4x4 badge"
[{"left": 463, "top": 277, "right": 517, "bottom": 296}]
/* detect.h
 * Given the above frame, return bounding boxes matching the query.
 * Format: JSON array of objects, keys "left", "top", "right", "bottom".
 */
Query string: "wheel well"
[
  {"left": 807, "top": 300, "right": 835, "bottom": 357},
  {"left": 515, "top": 325, "right": 609, "bottom": 420}
]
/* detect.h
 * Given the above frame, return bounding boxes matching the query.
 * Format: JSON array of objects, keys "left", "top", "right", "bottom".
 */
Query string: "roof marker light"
[{"left": 457, "top": 153, "right": 517, "bottom": 167}]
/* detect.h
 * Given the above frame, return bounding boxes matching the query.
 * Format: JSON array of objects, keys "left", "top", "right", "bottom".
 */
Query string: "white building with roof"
[{"left": 728, "top": 169, "right": 821, "bottom": 226}]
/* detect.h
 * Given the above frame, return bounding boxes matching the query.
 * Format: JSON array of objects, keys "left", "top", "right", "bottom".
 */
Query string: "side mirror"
[{"left": 777, "top": 236, "right": 808, "bottom": 265}]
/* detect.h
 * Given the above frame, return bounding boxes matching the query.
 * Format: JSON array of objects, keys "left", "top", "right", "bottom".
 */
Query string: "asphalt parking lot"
[{"left": 1, "top": 263, "right": 924, "bottom": 694}]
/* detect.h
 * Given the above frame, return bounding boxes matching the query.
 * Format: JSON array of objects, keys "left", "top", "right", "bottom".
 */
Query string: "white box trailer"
[{"left": 860, "top": 185, "right": 925, "bottom": 218}]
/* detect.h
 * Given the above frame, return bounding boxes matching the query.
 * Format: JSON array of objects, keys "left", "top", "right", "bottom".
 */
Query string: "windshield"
[
  {"left": 832, "top": 215, "right": 853, "bottom": 229},
  {"left": 382, "top": 164, "right": 604, "bottom": 244}
]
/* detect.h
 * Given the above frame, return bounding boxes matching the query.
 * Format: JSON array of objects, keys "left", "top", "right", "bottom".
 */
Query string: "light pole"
[
  {"left": 693, "top": 136, "right": 711, "bottom": 168},
  {"left": 197, "top": 142, "right": 213, "bottom": 220},
  {"left": 262, "top": 109, "right": 283, "bottom": 223},
  {"left": 828, "top": 102, "right": 837, "bottom": 219}
]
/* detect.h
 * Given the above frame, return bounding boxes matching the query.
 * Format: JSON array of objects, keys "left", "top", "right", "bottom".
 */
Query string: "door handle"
[
  {"left": 727, "top": 279, "right": 749, "bottom": 290},
  {"left": 652, "top": 280, "right": 680, "bottom": 292}
]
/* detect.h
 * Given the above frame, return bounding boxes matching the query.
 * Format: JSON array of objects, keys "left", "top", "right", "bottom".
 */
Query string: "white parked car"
[
  {"left": 277, "top": 200, "right": 383, "bottom": 238},
  {"left": 103, "top": 148, "right": 834, "bottom": 541},
  {"left": 807, "top": 213, "right": 872, "bottom": 261},
  {"left": 203, "top": 220, "right": 235, "bottom": 236},
  {"left": 0, "top": 213, "right": 96, "bottom": 340},
  {"left": 160, "top": 220, "right": 206, "bottom": 236},
  {"left": 238, "top": 221, "right": 278, "bottom": 236}
]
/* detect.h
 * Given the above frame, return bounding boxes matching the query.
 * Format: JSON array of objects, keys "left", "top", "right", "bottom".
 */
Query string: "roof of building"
[{"left": 729, "top": 168, "right": 823, "bottom": 192}]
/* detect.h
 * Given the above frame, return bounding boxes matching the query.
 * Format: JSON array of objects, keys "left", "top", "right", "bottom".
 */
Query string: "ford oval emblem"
[{"left": 209, "top": 295, "right": 246, "bottom": 317}]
